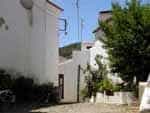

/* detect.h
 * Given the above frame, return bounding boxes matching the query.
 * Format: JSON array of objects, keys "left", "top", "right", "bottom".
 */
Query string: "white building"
[
  {"left": 92, "top": 10, "right": 112, "bottom": 69},
  {"left": 58, "top": 41, "right": 112, "bottom": 102},
  {"left": 93, "top": 10, "right": 122, "bottom": 84},
  {"left": 59, "top": 49, "right": 90, "bottom": 102},
  {"left": 58, "top": 10, "right": 123, "bottom": 102},
  {"left": 0, "top": 0, "right": 63, "bottom": 85}
]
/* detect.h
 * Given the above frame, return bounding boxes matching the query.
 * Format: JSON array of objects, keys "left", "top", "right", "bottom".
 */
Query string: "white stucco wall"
[
  {"left": 0, "top": 0, "right": 31, "bottom": 72},
  {"left": 90, "top": 40, "right": 108, "bottom": 69},
  {"left": 58, "top": 40, "right": 121, "bottom": 102},
  {"left": 59, "top": 60, "right": 76, "bottom": 102},
  {"left": 81, "top": 42, "right": 94, "bottom": 51},
  {"left": 45, "top": 1, "right": 60, "bottom": 86},
  {"left": 91, "top": 40, "right": 122, "bottom": 84},
  {"left": 59, "top": 39, "right": 123, "bottom": 102},
  {"left": 30, "top": 0, "right": 61, "bottom": 84},
  {"left": 140, "top": 76, "right": 150, "bottom": 112},
  {"left": 0, "top": 0, "right": 61, "bottom": 84},
  {"left": 95, "top": 92, "right": 134, "bottom": 105},
  {"left": 73, "top": 50, "right": 91, "bottom": 91},
  {"left": 59, "top": 50, "right": 90, "bottom": 102},
  {"left": 95, "top": 29, "right": 104, "bottom": 40},
  {"left": 139, "top": 82, "right": 147, "bottom": 103}
]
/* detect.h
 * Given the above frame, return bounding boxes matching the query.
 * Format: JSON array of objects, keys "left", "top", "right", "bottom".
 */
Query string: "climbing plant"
[{"left": 82, "top": 55, "right": 108, "bottom": 97}]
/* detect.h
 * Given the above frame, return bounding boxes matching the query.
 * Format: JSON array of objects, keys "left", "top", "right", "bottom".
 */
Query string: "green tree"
[
  {"left": 82, "top": 55, "right": 108, "bottom": 97},
  {"left": 100, "top": 0, "right": 150, "bottom": 85}
]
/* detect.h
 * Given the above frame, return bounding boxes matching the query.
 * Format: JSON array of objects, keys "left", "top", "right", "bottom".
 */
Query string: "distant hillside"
[{"left": 59, "top": 43, "right": 81, "bottom": 59}]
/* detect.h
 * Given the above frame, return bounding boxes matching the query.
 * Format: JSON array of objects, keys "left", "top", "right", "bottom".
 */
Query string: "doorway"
[{"left": 59, "top": 74, "right": 64, "bottom": 99}]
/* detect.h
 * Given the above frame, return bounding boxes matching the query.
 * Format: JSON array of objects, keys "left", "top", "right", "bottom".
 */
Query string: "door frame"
[
  {"left": 77, "top": 65, "right": 81, "bottom": 102},
  {"left": 58, "top": 74, "right": 64, "bottom": 99}
]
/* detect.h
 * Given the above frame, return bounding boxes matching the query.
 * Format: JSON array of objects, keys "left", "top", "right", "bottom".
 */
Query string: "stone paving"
[{"left": 31, "top": 103, "right": 139, "bottom": 113}]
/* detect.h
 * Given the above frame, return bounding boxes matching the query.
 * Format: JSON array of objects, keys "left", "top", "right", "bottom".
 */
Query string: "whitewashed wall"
[
  {"left": 140, "top": 76, "right": 150, "bottom": 113},
  {"left": 0, "top": 0, "right": 61, "bottom": 84},
  {"left": 73, "top": 50, "right": 91, "bottom": 91},
  {"left": 59, "top": 60, "right": 76, "bottom": 102},
  {"left": 59, "top": 39, "right": 125, "bottom": 102},
  {"left": 95, "top": 92, "right": 134, "bottom": 105},
  {"left": 59, "top": 40, "right": 122, "bottom": 102},
  {"left": 90, "top": 40, "right": 123, "bottom": 84},
  {"left": 90, "top": 40, "right": 108, "bottom": 69},
  {"left": 81, "top": 42, "right": 94, "bottom": 51},
  {"left": 30, "top": 0, "right": 61, "bottom": 84},
  {"left": 45, "top": 1, "right": 60, "bottom": 86},
  {"left": 139, "top": 82, "right": 147, "bottom": 103},
  {"left": 0, "top": 0, "right": 31, "bottom": 72},
  {"left": 59, "top": 50, "right": 90, "bottom": 102}
]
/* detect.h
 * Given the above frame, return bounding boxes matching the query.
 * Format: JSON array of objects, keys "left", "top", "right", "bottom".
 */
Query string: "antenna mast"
[{"left": 76, "top": 0, "right": 80, "bottom": 42}]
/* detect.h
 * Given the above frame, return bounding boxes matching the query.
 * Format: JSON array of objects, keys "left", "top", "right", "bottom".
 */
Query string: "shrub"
[
  {"left": 0, "top": 69, "right": 14, "bottom": 90},
  {"left": 0, "top": 69, "right": 59, "bottom": 103},
  {"left": 81, "top": 87, "right": 90, "bottom": 100},
  {"left": 97, "top": 79, "right": 123, "bottom": 95},
  {"left": 112, "top": 84, "right": 122, "bottom": 92},
  {"left": 98, "top": 79, "right": 114, "bottom": 93},
  {"left": 33, "top": 83, "right": 60, "bottom": 103},
  {"left": 12, "top": 77, "right": 60, "bottom": 103},
  {"left": 82, "top": 55, "right": 108, "bottom": 97},
  {"left": 12, "top": 76, "right": 34, "bottom": 102}
]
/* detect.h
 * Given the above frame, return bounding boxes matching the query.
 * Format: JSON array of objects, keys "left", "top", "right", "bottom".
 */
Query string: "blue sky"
[
  {"left": 52, "top": 0, "right": 149, "bottom": 47},
  {"left": 52, "top": 0, "right": 113, "bottom": 47}
]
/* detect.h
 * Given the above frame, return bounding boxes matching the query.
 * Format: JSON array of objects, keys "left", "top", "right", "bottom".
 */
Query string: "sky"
[
  {"left": 52, "top": 0, "right": 115, "bottom": 47},
  {"left": 52, "top": 0, "right": 149, "bottom": 47}
]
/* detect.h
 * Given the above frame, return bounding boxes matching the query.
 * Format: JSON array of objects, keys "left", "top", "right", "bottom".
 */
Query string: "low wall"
[
  {"left": 139, "top": 80, "right": 150, "bottom": 113},
  {"left": 139, "top": 82, "right": 147, "bottom": 103},
  {"left": 140, "top": 86, "right": 150, "bottom": 113},
  {"left": 90, "top": 92, "right": 134, "bottom": 105}
]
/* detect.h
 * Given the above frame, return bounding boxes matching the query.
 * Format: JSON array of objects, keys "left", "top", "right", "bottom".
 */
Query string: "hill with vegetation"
[{"left": 59, "top": 42, "right": 81, "bottom": 59}]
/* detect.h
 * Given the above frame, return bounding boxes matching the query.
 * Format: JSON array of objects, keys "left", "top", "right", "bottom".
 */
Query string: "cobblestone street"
[{"left": 31, "top": 103, "right": 139, "bottom": 113}]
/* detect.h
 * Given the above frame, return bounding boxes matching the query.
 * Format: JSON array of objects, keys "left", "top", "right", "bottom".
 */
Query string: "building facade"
[
  {"left": 93, "top": 10, "right": 122, "bottom": 84},
  {"left": 59, "top": 49, "right": 90, "bottom": 102},
  {"left": 0, "top": 0, "right": 63, "bottom": 84},
  {"left": 58, "top": 41, "right": 112, "bottom": 102}
]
